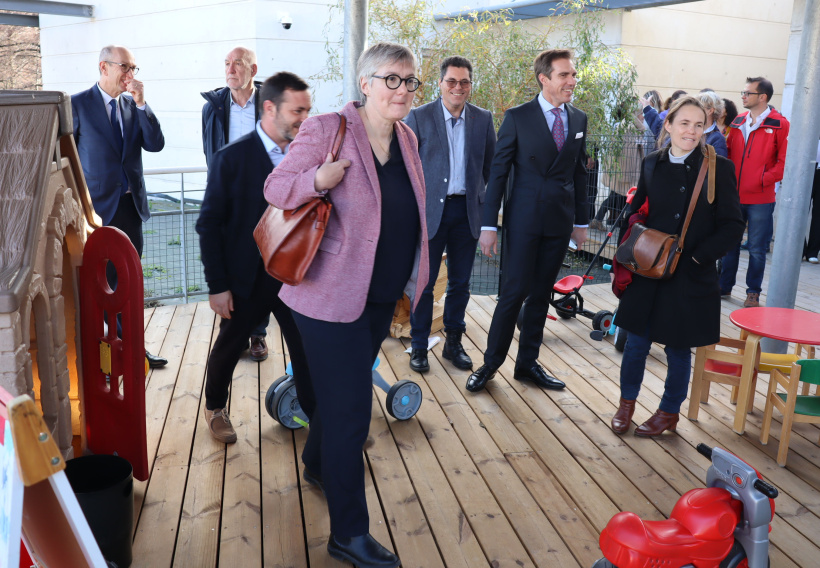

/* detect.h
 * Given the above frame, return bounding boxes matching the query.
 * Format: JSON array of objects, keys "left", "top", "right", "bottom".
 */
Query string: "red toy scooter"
[{"left": 592, "top": 444, "right": 778, "bottom": 568}]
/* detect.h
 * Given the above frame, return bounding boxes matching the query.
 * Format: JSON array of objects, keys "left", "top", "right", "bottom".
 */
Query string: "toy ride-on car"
[{"left": 592, "top": 443, "right": 778, "bottom": 568}]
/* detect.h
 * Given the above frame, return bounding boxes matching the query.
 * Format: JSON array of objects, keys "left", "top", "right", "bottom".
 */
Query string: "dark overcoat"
[{"left": 615, "top": 147, "right": 744, "bottom": 348}]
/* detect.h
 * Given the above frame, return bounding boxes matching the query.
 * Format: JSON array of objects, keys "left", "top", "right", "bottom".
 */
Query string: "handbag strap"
[
  {"left": 678, "top": 151, "right": 710, "bottom": 249},
  {"left": 331, "top": 113, "right": 347, "bottom": 161}
]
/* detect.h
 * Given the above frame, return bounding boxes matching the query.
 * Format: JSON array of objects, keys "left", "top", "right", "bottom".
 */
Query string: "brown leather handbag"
[
  {"left": 615, "top": 146, "right": 715, "bottom": 280},
  {"left": 254, "top": 113, "right": 346, "bottom": 286}
]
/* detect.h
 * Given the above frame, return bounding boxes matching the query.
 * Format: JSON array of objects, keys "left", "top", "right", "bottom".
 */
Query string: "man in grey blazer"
[{"left": 405, "top": 56, "right": 497, "bottom": 373}]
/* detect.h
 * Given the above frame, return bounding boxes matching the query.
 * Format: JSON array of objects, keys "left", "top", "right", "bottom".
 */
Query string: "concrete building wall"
[
  {"left": 39, "top": 0, "right": 343, "bottom": 173},
  {"left": 621, "top": 0, "right": 793, "bottom": 109}
]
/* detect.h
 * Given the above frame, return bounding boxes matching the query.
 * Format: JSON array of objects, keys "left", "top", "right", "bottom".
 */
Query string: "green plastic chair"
[{"left": 760, "top": 359, "right": 820, "bottom": 467}]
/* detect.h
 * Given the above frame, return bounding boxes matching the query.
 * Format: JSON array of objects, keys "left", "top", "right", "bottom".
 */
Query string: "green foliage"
[
  {"left": 313, "top": 0, "right": 637, "bottom": 135},
  {"left": 167, "top": 235, "right": 182, "bottom": 246},
  {"left": 142, "top": 264, "right": 166, "bottom": 278}
]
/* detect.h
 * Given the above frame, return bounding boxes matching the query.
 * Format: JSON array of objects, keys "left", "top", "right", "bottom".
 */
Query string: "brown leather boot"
[
  {"left": 635, "top": 409, "right": 679, "bottom": 437},
  {"left": 611, "top": 398, "right": 636, "bottom": 434}
]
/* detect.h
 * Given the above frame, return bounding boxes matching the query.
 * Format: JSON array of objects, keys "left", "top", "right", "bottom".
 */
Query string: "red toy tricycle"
[{"left": 592, "top": 444, "right": 778, "bottom": 568}]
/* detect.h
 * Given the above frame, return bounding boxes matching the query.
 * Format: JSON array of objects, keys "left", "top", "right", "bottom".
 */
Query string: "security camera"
[{"left": 280, "top": 13, "right": 292, "bottom": 30}]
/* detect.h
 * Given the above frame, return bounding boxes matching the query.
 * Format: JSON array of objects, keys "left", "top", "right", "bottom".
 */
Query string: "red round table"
[{"left": 727, "top": 307, "right": 820, "bottom": 434}]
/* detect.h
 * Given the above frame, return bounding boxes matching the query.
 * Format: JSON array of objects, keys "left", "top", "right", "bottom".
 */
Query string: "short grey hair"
[
  {"left": 99, "top": 45, "right": 125, "bottom": 74},
  {"left": 356, "top": 42, "right": 417, "bottom": 102},
  {"left": 228, "top": 46, "right": 257, "bottom": 66},
  {"left": 698, "top": 90, "right": 725, "bottom": 121}
]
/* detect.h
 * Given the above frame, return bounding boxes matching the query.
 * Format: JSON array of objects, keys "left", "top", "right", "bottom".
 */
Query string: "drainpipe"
[
  {"left": 763, "top": 0, "right": 820, "bottom": 353},
  {"left": 343, "top": 0, "right": 368, "bottom": 104}
]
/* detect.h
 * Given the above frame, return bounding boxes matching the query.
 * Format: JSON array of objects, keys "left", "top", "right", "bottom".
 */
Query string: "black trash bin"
[{"left": 65, "top": 454, "right": 134, "bottom": 568}]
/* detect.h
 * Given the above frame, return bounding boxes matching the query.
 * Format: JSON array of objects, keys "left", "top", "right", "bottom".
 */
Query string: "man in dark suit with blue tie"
[
  {"left": 404, "top": 56, "right": 496, "bottom": 373},
  {"left": 467, "top": 49, "right": 589, "bottom": 393},
  {"left": 71, "top": 45, "right": 167, "bottom": 368},
  {"left": 195, "top": 72, "right": 315, "bottom": 444}
]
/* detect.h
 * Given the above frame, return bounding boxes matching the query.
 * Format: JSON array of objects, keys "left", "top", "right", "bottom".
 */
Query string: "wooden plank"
[
  {"left": 373, "top": 355, "right": 488, "bottom": 568},
  {"left": 258, "top": 324, "right": 307, "bottom": 568},
  {"left": 365, "top": 381, "right": 444, "bottom": 568},
  {"left": 219, "top": 325, "right": 263, "bottom": 566},
  {"left": 134, "top": 303, "right": 195, "bottom": 529},
  {"left": 171, "top": 303, "right": 223, "bottom": 568},
  {"left": 379, "top": 339, "right": 542, "bottom": 568},
  {"left": 132, "top": 302, "right": 210, "bottom": 567}
]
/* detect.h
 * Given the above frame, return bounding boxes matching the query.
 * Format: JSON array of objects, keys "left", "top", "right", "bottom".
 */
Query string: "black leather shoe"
[
  {"left": 466, "top": 364, "right": 497, "bottom": 393},
  {"left": 327, "top": 533, "right": 400, "bottom": 568},
  {"left": 146, "top": 351, "right": 167, "bottom": 369},
  {"left": 409, "top": 348, "right": 429, "bottom": 373},
  {"left": 303, "top": 467, "right": 325, "bottom": 495},
  {"left": 514, "top": 364, "right": 565, "bottom": 390},
  {"left": 442, "top": 331, "right": 473, "bottom": 370}
]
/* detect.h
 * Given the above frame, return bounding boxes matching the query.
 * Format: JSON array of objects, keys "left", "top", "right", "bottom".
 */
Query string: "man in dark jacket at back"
[{"left": 201, "top": 46, "right": 268, "bottom": 359}]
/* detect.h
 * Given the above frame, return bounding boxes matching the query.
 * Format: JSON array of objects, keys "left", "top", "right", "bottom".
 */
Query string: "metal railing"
[
  {"left": 142, "top": 166, "right": 208, "bottom": 304},
  {"left": 140, "top": 134, "right": 650, "bottom": 303}
]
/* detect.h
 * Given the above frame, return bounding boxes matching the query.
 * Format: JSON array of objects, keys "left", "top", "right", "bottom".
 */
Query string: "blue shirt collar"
[
  {"left": 440, "top": 98, "right": 467, "bottom": 122},
  {"left": 256, "top": 120, "right": 287, "bottom": 155},
  {"left": 538, "top": 92, "right": 565, "bottom": 114}
]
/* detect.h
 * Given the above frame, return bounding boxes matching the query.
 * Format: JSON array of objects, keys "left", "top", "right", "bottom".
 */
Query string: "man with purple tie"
[
  {"left": 71, "top": 45, "right": 167, "bottom": 368},
  {"left": 467, "top": 49, "right": 589, "bottom": 393}
]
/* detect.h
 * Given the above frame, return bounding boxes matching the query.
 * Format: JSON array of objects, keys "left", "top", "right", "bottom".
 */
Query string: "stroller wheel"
[
  {"left": 614, "top": 325, "right": 628, "bottom": 352},
  {"left": 555, "top": 297, "right": 577, "bottom": 319},
  {"left": 592, "top": 310, "right": 614, "bottom": 333}
]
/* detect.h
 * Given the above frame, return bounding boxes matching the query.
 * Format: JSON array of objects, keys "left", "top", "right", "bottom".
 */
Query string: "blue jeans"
[
  {"left": 719, "top": 202, "right": 775, "bottom": 295},
  {"left": 620, "top": 331, "right": 692, "bottom": 414},
  {"left": 410, "top": 196, "right": 477, "bottom": 350}
]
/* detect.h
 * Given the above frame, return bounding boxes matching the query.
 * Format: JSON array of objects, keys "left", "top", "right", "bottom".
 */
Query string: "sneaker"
[
  {"left": 809, "top": 257, "right": 819, "bottom": 264},
  {"left": 204, "top": 408, "right": 237, "bottom": 443},
  {"left": 743, "top": 292, "right": 760, "bottom": 308}
]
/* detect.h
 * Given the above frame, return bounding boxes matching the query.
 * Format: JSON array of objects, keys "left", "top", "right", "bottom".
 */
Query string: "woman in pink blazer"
[{"left": 264, "top": 42, "right": 428, "bottom": 568}]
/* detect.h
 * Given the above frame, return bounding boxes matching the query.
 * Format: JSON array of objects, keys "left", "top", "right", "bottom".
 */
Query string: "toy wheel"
[
  {"left": 614, "top": 325, "right": 628, "bottom": 352},
  {"left": 555, "top": 297, "right": 576, "bottom": 319},
  {"left": 265, "top": 375, "right": 308, "bottom": 429},
  {"left": 592, "top": 310, "right": 614, "bottom": 333},
  {"left": 590, "top": 560, "right": 617, "bottom": 568},
  {"left": 385, "top": 380, "right": 422, "bottom": 420}
]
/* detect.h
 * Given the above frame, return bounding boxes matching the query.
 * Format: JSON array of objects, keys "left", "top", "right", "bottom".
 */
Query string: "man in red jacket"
[{"left": 719, "top": 76, "right": 789, "bottom": 308}]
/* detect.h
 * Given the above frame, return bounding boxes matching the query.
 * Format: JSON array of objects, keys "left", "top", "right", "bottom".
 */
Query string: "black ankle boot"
[
  {"left": 442, "top": 331, "right": 472, "bottom": 370},
  {"left": 327, "top": 533, "right": 400, "bottom": 568}
]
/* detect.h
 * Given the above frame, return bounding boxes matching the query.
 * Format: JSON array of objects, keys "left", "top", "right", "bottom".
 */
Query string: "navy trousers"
[
  {"left": 204, "top": 267, "right": 315, "bottom": 418},
  {"left": 484, "top": 231, "right": 569, "bottom": 368},
  {"left": 410, "top": 195, "right": 477, "bottom": 349},
  {"left": 294, "top": 301, "right": 395, "bottom": 538}
]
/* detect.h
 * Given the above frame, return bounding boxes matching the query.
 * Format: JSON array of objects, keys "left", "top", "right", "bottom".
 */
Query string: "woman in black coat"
[{"left": 611, "top": 96, "right": 744, "bottom": 437}]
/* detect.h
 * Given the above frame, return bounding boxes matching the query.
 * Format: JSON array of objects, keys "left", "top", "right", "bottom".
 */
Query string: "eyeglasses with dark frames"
[
  {"left": 105, "top": 61, "right": 139, "bottom": 75},
  {"left": 442, "top": 79, "right": 472, "bottom": 88},
  {"left": 740, "top": 91, "right": 762, "bottom": 97},
  {"left": 372, "top": 74, "right": 421, "bottom": 92}
]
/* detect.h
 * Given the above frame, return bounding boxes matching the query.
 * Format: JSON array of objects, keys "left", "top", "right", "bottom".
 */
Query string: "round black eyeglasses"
[{"left": 372, "top": 74, "right": 421, "bottom": 92}]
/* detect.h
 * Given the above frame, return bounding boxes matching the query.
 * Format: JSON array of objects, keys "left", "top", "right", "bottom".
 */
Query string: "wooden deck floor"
[{"left": 131, "top": 255, "right": 820, "bottom": 568}]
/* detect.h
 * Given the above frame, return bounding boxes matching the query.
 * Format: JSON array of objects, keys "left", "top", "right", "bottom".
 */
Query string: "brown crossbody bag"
[
  {"left": 254, "top": 113, "right": 347, "bottom": 286},
  {"left": 615, "top": 145, "right": 716, "bottom": 280}
]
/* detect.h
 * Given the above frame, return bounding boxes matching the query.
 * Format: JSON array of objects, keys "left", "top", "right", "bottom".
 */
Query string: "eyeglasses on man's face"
[
  {"left": 442, "top": 78, "right": 472, "bottom": 89},
  {"left": 106, "top": 61, "right": 139, "bottom": 75},
  {"left": 372, "top": 74, "right": 421, "bottom": 92},
  {"left": 740, "top": 91, "right": 762, "bottom": 97}
]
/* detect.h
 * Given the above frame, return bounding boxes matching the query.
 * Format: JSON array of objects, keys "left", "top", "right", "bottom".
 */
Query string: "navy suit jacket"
[
  {"left": 405, "top": 99, "right": 496, "bottom": 239},
  {"left": 482, "top": 96, "right": 589, "bottom": 236},
  {"left": 196, "top": 130, "right": 275, "bottom": 298},
  {"left": 71, "top": 85, "right": 165, "bottom": 225}
]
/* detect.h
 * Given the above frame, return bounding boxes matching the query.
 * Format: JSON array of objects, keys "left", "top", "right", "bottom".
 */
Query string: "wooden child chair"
[
  {"left": 760, "top": 359, "right": 820, "bottom": 467},
  {"left": 688, "top": 337, "right": 760, "bottom": 422}
]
